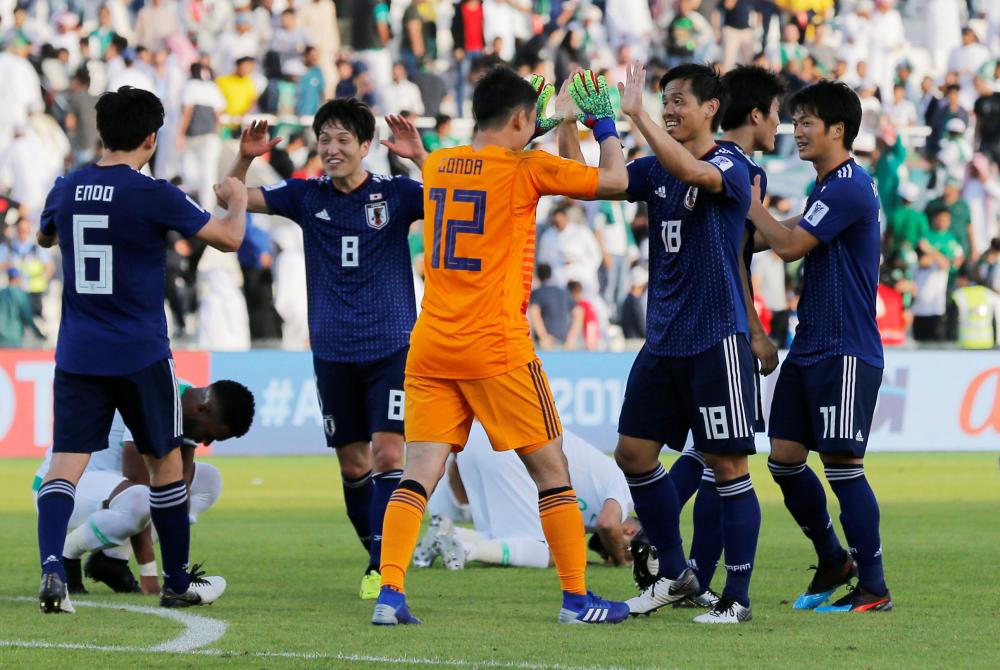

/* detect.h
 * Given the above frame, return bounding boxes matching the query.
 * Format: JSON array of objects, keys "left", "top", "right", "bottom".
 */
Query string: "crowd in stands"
[{"left": 0, "top": 0, "right": 999, "bottom": 350}]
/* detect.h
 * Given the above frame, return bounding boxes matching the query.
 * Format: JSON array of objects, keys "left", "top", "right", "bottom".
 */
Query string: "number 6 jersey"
[
  {"left": 40, "top": 164, "right": 210, "bottom": 376},
  {"left": 262, "top": 173, "right": 424, "bottom": 363},
  {"left": 408, "top": 146, "right": 598, "bottom": 379},
  {"left": 625, "top": 145, "right": 751, "bottom": 357}
]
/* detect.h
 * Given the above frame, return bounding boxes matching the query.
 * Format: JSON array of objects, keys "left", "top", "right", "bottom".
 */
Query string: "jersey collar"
[{"left": 330, "top": 171, "right": 372, "bottom": 196}]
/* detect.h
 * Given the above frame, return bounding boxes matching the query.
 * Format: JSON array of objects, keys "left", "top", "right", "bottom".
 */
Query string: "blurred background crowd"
[{"left": 0, "top": 0, "right": 999, "bottom": 352}]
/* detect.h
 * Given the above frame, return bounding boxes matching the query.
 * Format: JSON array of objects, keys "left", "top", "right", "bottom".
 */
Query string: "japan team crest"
[
  {"left": 365, "top": 201, "right": 389, "bottom": 229},
  {"left": 684, "top": 186, "right": 699, "bottom": 210}
]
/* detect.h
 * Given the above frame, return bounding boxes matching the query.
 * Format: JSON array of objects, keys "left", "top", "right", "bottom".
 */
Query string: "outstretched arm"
[
  {"left": 382, "top": 114, "right": 428, "bottom": 169},
  {"left": 619, "top": 62, "right": 724, "bottom": 193},
  {"left": 220, "top": 120, "right": 281, "bottom": 213},
  {"left": 747, "top": 176, "right": 820, "bottom": 261}
]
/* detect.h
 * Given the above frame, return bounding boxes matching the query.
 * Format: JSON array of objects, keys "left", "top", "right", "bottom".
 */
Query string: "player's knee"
[
  {"left": 190, "top": 462, "right": 223, "bottom": 516},
  {"left": 769, "top": 439, "right": 809, "bottom": 465},
  {"left": 704, "top": 454, "right": 749, "bottom": 481},
  {"left": 614, "top": 437, "right": 658, "bottom": 474},
  {"left": 109, "top": 483, "right": 151, "bottom": 532},
  {"left": 335, "top": 441, "right": 373, "bottom": 479},
  {"left": 371, "top": 432, "right": 405, "bottom": 471}
]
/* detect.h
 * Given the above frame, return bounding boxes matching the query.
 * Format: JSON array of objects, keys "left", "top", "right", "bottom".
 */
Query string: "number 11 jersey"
[
  {"left": 408, "top": 145, "right": 598, "bottom": 379},
  {"left": 40, "top": 164, "right": 210, "bottom": 376}
]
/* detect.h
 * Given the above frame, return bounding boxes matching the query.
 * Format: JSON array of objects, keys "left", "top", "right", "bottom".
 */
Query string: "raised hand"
[
  {"left": 529, "top": 74, "right": 560, "bottom": 140},
  {"left": 569, "top": 69, "right": 614, "bottom": 129},
  {"left": 239, "top": 119, "right": 281, "bottom": 159},
  {"left": 214, "top": 176, "right": 248, "bottom": 209},
  {"left": 617, "top": 61, "right": 646, "bottom": 118},
  {"left": 554, "top": 76, "right": 580, "bottom": 124},
  {"left": 381, "top": 114, "right": 428, "bottom": 164}
]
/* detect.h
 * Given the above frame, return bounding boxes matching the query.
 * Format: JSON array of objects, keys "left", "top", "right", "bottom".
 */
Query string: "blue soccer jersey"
[
  {"left": 40, "top": 164, "right": 209, "bottom": 376},
  {"left": 262, "top": 173, "right": 423, "bottom": 362},
  {"left": 787, "top": 159, "right": 883, "bottom": 368},
  {"left": 717, "top": 140, "right": 765, "bottom": 285},
  {"left": 626, "top": 145, "right": 751, "bottom": 356}
]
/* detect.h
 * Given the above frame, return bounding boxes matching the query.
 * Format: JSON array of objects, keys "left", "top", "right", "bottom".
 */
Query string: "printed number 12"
[{"left": 429, "top": 187, "right": 487, "bottom": 271}]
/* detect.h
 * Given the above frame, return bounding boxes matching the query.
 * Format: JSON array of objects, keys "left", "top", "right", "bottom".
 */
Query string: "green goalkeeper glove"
[
  {"left": 569, "top": 70, "right": 618, "bottom": 143},
  {"left": 529, "top": 74, "right": 560, "bottom": 140}
]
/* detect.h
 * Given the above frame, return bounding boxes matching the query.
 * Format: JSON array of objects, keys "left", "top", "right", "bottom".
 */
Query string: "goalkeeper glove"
[
  {"left": 529, "top": 74, "right": 560, "bottom": 140},
  {"left": 569, "top": 70, "right": 618, "bottom": 144}
]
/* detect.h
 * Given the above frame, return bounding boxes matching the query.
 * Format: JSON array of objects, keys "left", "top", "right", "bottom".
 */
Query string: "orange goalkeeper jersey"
[{"left": 407, "top": 144, "right": 599, "bottom": 379}]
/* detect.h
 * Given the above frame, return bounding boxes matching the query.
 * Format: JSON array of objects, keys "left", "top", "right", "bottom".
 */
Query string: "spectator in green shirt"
[
  {"left": 925, "top": 178, "right": 973, "bottom": 258},
  {"left": 0, "top": 268, "right": 43, "bottom": 347},
  {"left": 885, "top": 182, "right": 928, "bottom": 270},
  {"left": 421, "top": 114, "right": 459, "bottom": 152}
]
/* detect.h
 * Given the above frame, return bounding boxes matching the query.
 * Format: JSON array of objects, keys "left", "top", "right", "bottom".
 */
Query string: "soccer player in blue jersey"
[
  {"left": 223, "top": 99, "right": 426, "bottom": 600},
  {"left": 748, "top": 80, "right": 891, "bottom": 613},
  {"left": 35, "top": 86, "right": 249, "bottom": 613},
  {"left": 662, "top": 65, "right": 786, "bottom": 602},
  {"left": 559, "top": 62, "right": 762, "bottom": 623}
]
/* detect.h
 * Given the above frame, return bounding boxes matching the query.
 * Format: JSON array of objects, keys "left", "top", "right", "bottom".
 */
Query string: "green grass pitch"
[{"left": 2, "top": 452, "right": 999, "bottom": 669}]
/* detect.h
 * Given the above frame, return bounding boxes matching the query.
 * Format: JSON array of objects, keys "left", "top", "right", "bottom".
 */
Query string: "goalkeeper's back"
[{"left": 407, "top": 144, "right": 599, "bottom": 380}]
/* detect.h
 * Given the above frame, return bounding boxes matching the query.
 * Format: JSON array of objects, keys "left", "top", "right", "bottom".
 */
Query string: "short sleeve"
[
  {"left": 625, "top": 157, "right": 655, "bottom": 202},
  {"left": 797, "top": 180, "right": 865, "bottom": 244},
  {"left": 261, "top": 178, "right": 309, "bottom": 224},
  {"left": 39, "top": 177, "right": 66, "bottom": 235},
  {"left": 394, "top": 176, "right": 425, "bottom": 224},
  {"left": 707, "top": 153, "right": 751, "bottom": 206},
  {"left": 521, "top": 151, "right": 599, "bottom": 200},
  {"left": 150, "top": 181, "right": 211, "bottom": 236}
]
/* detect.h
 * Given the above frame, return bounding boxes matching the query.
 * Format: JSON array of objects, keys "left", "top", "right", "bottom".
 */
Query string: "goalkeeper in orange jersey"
[{"left": 371, "top": 66, "right": 632, "bottom": 626}]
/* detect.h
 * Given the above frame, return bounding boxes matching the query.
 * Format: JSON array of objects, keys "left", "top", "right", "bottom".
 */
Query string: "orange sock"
[
  {"left": 378, "top": 481, "right": 427, "bottom": 593},
  {"left": 538, "top": 487, "right": 587, "bottom": 595}
]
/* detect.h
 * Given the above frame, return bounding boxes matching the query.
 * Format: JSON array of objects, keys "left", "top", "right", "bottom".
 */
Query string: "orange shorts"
[{"left": 404, "top": 359, "right": 561, "bottom": 453}]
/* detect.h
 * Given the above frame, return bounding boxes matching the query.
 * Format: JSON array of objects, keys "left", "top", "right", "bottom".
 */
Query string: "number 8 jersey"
[
  {"left": 408, "top": 146, "right": 598, "bottom": 379},
  {"left": 625, "top": 145, "right": 752, "bottom": 357},
  {"left": 262, "top": 173, "right": 424, "bottom": 363},
  {"left": 40, "top": 164, "right": 210, "bottom": 376}
]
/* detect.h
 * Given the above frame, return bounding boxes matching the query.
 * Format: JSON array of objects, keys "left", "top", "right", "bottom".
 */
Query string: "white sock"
[
  {"left": 503, "top": 537, "right": 552, "bottom": 568},
  {"left": 188, "top": 462, "right": 222, "bottom": 524},
  {"left": 62, "top": 485, "right": 150, "bottom": 559}
]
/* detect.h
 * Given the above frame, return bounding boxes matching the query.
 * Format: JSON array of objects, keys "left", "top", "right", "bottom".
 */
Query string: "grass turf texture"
[{"left": 1, "top": 453, "right": 998, "bottom": 670}]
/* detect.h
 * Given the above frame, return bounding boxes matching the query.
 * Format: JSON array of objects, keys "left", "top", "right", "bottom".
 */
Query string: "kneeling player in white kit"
[
  {"left": 32, "top": 380, "right": 254, "bottom": 595},
  {"left": 417, "top": 424, "right": 638, "bottom": 569}
]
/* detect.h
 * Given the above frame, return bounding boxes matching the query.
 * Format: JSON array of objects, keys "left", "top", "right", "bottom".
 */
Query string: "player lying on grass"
[
  {"left": 416, "top": 423, "right": 638, "bottom": 569},
  {"left": 32, "top": 380, "right": 254, "bottom": 596},
  {"left": 747, "top": 80, "right": 892, "bottom": 613},
  {"left": 36, "top": 86, "right": 249, "bottom": 614},
  {"left": 371, "top": 66, "right": 632, "bottom": 626},
  {"left": 560, "top": 62, "right": 761, "bottom": 624},
  {"left": 220, "top": 100, "right": 428, "bottom": 601}
]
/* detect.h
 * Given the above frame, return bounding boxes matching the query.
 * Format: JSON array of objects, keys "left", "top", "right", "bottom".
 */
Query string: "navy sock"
[
  {"left": 825, "top": 464, "right": 887, "bottom": 596},
  {"left": 716, "top": 474, "right": 760, "bottom": 608},
  {"left": 689, "top": 469, "right": 723, "bottom": 591},
  {"left": 768, "top": 459, "right": 847, "bottom": 565},
  {"left": 624, "top": 464, "right": 686, "bottom": 579},
  {"left": 369, "top": 469, "right": 403, "bottom": 571},
  {"left": 37, "top": 479, "right": 76, "bottom": 581},
  {"left": 668, "top": 449, "right": 704, "bottom": 506},
  {"left": 342, "top": 470, "right": 374, "bottom": 553},
  {"left": 150, "top": 480, "right": 191, "bottom": 593}
]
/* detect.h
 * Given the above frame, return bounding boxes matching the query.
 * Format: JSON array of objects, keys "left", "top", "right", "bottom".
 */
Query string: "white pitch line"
[
  {"left": 3, "top": 596, "right": 227, "bottom": 652},
  {"left": 0, "top": 640, "right": 636, "bottom": 670}
]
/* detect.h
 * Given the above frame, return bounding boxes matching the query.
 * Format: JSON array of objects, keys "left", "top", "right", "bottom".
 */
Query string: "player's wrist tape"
[
  {"left": 592, "top": 118, "right": 618, "bottom": 144},
  {"left": 139, "top": 561, "right": 158, "bottom": 577}
]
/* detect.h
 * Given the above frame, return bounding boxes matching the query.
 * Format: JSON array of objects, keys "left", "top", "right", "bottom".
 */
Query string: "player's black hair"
[
  {"left": 472, "top": 66, "right": 536, "bottom": 131},
  {"left": 210, "top": 380, "right": 255, "bottom": 439},
  {"left": 311, "top": 97, "right": 375, "bottom": 144},
  {"left": 719, "top": 65, "right": 787, "bottom": 131},
  {"left": 786, "top": 80, "right": 862, "bottom": 151},
  {"left": 659, "top": 63, "right": 727, "bottom": 132},
  {"left": 95, "top": 86, "right": 164, "bottom": 151}
]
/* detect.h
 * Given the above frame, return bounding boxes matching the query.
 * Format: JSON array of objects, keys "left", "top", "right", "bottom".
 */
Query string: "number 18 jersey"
[
  {"left": 40, "top": 164, "right": 209, "bottom": 376},
  {"left": 408, "top": 145, "right": 598, "bottom": 379},
  {"left": 626, "top": 145, "right": 751, "bottom": 357}
]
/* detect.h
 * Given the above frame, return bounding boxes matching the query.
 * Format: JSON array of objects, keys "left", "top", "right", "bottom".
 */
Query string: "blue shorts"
[
  {"left": 768, "top": 355, "right": 882, "bottom": 457},
  {"left": 314, "top": 347, "right": 407, "bottom": 448},
  {"left": 618, "top": 335, "right": 757, "bottom": 456},
  {"left": 53, "top": 358, "right": 183, "bottom": 460}
]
